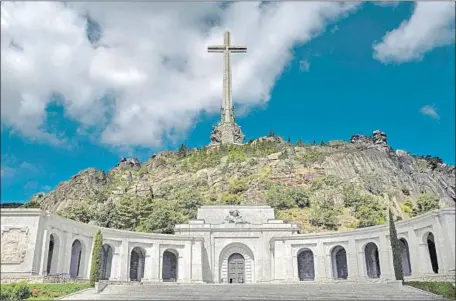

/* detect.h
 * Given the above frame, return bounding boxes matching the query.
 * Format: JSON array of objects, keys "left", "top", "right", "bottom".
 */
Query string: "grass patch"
[
  {"left": 405, "top": 281, "right": 456, "bottom": 300},
  {"left": 0, "top": 282, "right": 92, "bottom": 300}
]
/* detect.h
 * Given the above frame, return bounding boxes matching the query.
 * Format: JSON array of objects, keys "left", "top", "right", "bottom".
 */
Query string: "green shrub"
[
  {"left": 412, "top": 193, "right": 440, "bottom": 216},
  {"left": 228, "top": 178, "right": 249, "bottom": 194},
  {"left": 89, "top": 231, "right": 103, "bottom": 286},
  {"left": 22, "top": 200, "right": 41, "bottom": 209},
  {"left": 297, "top": 149, "right": 326, "bottom": 165},
  {"left": 354, "top": 197, "right": 386, "bottom": 228},
  {"left": 136, "top": 201, "right": 186, "bottom": 234},
  {"left": 406, "top": 282, "right": 456, "bottom": 300},
  {"left": 221, "top": 193, "right": 242, "bottom": 205},
  {"left": 308, "top": 199, "right": 342, "bottom": 230},
  {"left": 266, "top": 185, "right": 296, "bottom": 210},
  {"left": 401, "top": 200, "right": 413, "bottom": 217},
  {"left": 287, "top": 187, "right": 310, "bottom": 208},
  {"left": 0, "top": 282, "right": 30, "bottom": 300},
  {"left": 226, "top": 146, "right": 247, "bottom": 163}
]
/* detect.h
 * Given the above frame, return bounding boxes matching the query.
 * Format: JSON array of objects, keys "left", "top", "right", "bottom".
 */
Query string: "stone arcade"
[{"left": 1, "top": 205, "right": 455, "bottom": 284}]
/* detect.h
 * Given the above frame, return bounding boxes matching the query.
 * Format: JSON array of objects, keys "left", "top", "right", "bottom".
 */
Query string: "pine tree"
[
  {"left": 89, "top": 230, "right": 103, "bottom": 286},
  {"left": 116, "top": 195, "right": 154, "bottom": 231},
  {"left": 178, "top": 144, "right": 188, "bottom": 158},
  {"left": 268, "top": 130, "right": 275, "bottom": 137},
  {"left": 389, "top": 209, "right": 404, "bottom": 281},
  {"left": 287, "top": 137, "right": 291, "bottom": 143},
  {"left": 312, "top": 140, "right": 317, "bottom": 145},
  {"left": 320, "top": 140, "right": 326, "bottom": 146},
  {"left": 296, "top": 139, "right": 304, "bottom": 147}
]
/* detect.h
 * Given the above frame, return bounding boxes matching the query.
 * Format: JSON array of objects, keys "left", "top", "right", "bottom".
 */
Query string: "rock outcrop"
[{"left": 32, "top": 130, "right": 455, "bottom": 231}]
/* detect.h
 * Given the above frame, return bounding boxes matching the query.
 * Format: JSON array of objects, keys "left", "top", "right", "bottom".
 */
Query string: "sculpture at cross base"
[{"left": 207, "top": 31, "right": 246, "bottom": 146}]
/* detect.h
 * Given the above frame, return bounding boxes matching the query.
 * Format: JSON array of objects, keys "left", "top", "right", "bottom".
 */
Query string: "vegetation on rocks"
[{"left": 26, "top": 133, "right": 455, "bottom": 234}]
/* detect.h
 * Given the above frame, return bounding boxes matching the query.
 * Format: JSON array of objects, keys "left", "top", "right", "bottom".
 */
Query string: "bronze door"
[{"left": 228, "top": 253, "right": 245, "bottom": 284}]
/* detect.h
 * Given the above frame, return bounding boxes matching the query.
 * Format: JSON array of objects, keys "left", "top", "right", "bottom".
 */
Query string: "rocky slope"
[{"left": 30, "top": 130, "right": 455, "bottom": 233}]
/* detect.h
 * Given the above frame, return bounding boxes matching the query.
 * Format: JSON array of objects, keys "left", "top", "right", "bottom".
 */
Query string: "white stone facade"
[{"left": 1, "top": 206, "right": 454, "bottom": 284}]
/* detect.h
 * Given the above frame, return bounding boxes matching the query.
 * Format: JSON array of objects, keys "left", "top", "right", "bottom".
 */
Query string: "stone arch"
[
  {"left": 46, "top": 233, "right": 61, "bottom": 275},
  {"left": 162, "top": 249, "right": 178, "bottom": 282},
  {"left": 69, "top": 239, "right": 85, "bottom": 278},
  {"left": 219, "top": 243, "right": 255, "bottom": 284},
  {"left": 331, "top": 245, "right": 348, "bottom": 280},
  {"left": 424, "top": 232, "right": 439, "bottom": 274},
  {"left": 130, "top": 247, "right": 146, "bottom": 281},
  {"left": 364, "top": 242, "right": 381, "bottom": 279},
  {"left": 100, "top": 244, "right": 114, "bottom": 280},
  {"left": 297, "top": 248, "right": 315, "bottom": 281},
  {"left": 399, "top": 238, "right": 412, "bottom": 276}
]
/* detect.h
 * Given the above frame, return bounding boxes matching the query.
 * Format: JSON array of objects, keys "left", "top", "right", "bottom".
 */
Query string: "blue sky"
[{"left": 1, "top": 2, "right": 455, "bottom": 203}]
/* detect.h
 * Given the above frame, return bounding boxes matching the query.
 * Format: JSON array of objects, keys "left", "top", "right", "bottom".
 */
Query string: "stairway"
[{"left": 61, "top": 283, "right": 443, "bottom": 300}]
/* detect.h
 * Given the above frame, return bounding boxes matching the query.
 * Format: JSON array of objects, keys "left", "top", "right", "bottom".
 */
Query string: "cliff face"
[{"left": 31, "top": 131, "right": 455, "bottom": 232}]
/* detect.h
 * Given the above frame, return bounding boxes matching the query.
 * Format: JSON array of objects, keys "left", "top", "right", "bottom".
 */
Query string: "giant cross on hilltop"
[{"left": 208, "top": 31, "right": 246, "bottom": 146}]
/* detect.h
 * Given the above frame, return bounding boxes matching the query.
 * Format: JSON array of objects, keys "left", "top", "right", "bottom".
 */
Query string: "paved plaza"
[{"left": 61, "top": 283, "right": 442, "bottom": 300}]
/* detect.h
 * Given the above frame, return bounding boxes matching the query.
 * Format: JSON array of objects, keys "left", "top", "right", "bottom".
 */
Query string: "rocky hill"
[{"left": 28, "top": 130, "right": 455, "bottom": 234}]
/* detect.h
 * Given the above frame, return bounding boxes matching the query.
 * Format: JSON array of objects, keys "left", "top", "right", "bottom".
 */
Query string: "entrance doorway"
[
  {"left": 162, "top": 250, "right": 178, "bottom": 282},
  {"left": 297, "top": 249, "right": 315, "bottom": 281},
  {"left": 228, "top": 253, "right": 245, "bottom": 284},
  {"left": 130, "top": 247, "right": 146, "bottom": 281}
]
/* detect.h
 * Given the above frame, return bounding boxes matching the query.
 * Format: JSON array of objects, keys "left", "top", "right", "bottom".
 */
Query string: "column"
[
  {"left": 191, "top": 240, "right": 203, "bottom": 283},
  {"left": 379, "top": 234, "right": 393, "bottom": 280},
  {"left": 407, "top": 229, "right": 421, "bottom": 278},
  {"left": 347, "top": 238, "right": 360, "bottom": 280},
  {"left": 61, "top": 231, "right": 73, "bottom": 275},
  {"left": 178, "top": 248, "right": 186, "bottom": 282},
  {"left": 315, "top": 241, "right": 327, "bottom": 281},
  {"left": 357, "top": 248, "right": 366, "bottom": 280},
  {"left": 143, "top": 246, "right": 154, "bottom": 281},
  {"left": 433, "top": 216, "right": 451, "bottom": 274},
  {"left": 118, "top": 240, "right": 129, "bottom": 281},
  {"left": 39, "top": 229, "right": 49, "bottom": 275},
  {"left": 110, "top": 249, "right": 121, "bottom": 280}
]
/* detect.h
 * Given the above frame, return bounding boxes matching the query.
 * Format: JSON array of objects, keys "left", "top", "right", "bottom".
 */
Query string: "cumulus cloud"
[
  {"left": 420, "top": 105, "right": 440, "bottom": 120},
  {"left": 1, "top": 2, "right": 359, "bottom": 148},
  {"left": 373, "top": 2, "right": 455, "bottom": 63}
]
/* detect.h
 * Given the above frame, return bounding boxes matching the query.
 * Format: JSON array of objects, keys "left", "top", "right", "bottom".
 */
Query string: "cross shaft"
[{"left": 208, "top": 31, "right": 247, "bottom": 123}]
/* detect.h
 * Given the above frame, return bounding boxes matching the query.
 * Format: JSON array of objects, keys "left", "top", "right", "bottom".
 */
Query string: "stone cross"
[{"left": 208, "top": 31, "right": 247, "bottom": 123}]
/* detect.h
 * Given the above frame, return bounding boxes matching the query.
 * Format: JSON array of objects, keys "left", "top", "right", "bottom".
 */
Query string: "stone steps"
[{"left": 61, "top": 283, "right": 443, "bottom": 300}]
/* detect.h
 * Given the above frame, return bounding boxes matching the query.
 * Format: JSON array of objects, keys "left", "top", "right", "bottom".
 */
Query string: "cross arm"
[
  {"left": 228, "top": 46, "right": 247, "bottom": 53},
  {"left": 208, "top": 45, "right": 225, "bottom": 53}
]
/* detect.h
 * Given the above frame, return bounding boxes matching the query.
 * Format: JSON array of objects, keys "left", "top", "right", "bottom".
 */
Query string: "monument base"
[{"left": 210, "top": 121, "right": 244, "bottom": 145}]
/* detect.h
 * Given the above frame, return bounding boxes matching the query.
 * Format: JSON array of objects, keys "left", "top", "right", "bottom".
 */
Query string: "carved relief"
[
  {"left": 224, "top": 209, "right": 249, "bottom": 224},
  {"left": 1, "top": 227, "right": 29, "bottom": 264}
]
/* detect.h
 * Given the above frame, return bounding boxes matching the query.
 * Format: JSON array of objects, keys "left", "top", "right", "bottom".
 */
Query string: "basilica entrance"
[{"left": 228, "top": 253, "right": 245, "bottom": 284}]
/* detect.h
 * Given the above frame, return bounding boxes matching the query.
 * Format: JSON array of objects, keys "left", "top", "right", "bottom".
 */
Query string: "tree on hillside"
[
  {"left": 116, "top": 195, "right": 154, "bottom": 231},
  {"left": 268, "top": 130, "right": 275, "bottom": 137},
  {"left": 296, "top": 139, "right": 304, "bottom": 147},
  {"left": 137, "top": 201, "right": 186, "bottom": 234},
  {"left": 89, "top": 230, "right": 103, "bottom": 286},
  {"left": 178, "top": 144, "right": 189, "bottom": 158},
  {"left": 388, "top": 209, "right": 404, "bottom": 281}
]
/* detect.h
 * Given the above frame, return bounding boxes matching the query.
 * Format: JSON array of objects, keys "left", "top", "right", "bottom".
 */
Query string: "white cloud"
[
  {"left": 1, "top": 2, "right": 359, "bottom": 148},
  {"left": 373, "top": 1, "right": 399, "bottom": 7},
  {"left": 420, "top": 105, "right": 440, "bottom": 120},
  {"left": 373, "top": 2, "right": 455, "bottom": 63},
  {"left": 299, "top": 60, "right": 310, "bottom": 72}
]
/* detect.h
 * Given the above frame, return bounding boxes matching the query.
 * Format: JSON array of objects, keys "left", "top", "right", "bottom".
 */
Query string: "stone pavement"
[{"left": 61, "top": 283, "right": 443, "bottom": 300}]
